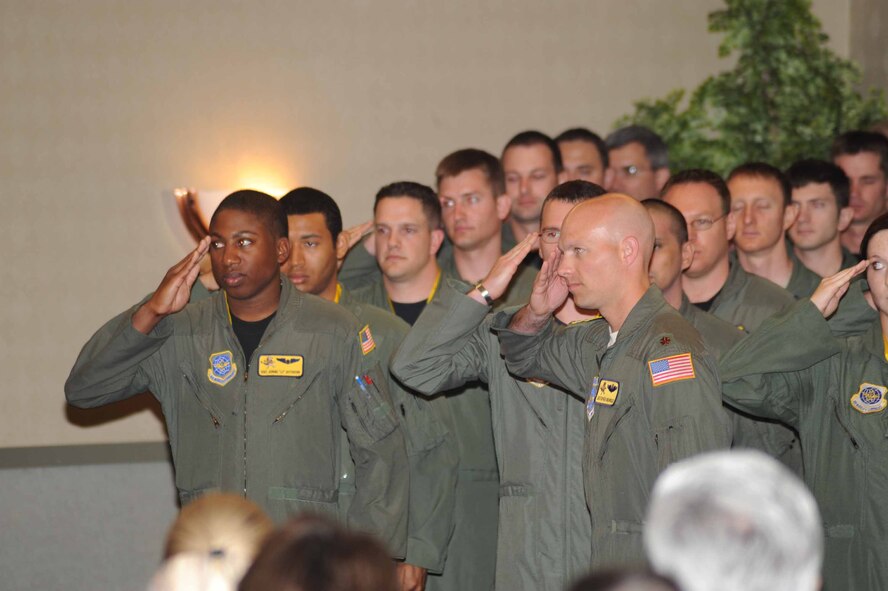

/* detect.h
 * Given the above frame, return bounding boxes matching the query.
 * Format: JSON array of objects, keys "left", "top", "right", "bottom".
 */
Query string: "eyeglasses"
[
  {"left": 614, "top": 164, "right": 651, "bottom": 179},
  {"left": 688, "top": 213, "right": 728, "bottom": 232},
  {"left": 540, "top": 228, "right": 561, "bottom": 244}
]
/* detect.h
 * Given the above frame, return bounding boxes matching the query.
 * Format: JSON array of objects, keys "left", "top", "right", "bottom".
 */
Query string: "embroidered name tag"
[
  {"left": 258, "top": 355, "right": 304, "bottom": 377},
  {"left": 850, "top": 382, "right": 887, "bottom": 414},
  {"left": 208, "top": 351, "right": 237, "bottom": 386},
  {"left": 595, "top": 379, "right": 620, "bottom": 406}
]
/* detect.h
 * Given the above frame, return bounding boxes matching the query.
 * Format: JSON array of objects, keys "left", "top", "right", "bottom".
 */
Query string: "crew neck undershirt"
[{"left": 231, "top": 313, "right": 276, "bottom": 369}]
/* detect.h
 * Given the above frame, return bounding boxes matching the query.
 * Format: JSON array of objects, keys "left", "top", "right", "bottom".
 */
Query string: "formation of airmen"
[{"left": 66, "top": 125, "right": 888, "bottom": 591}]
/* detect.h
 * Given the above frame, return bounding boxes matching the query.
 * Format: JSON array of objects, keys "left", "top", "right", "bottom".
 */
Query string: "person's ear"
[
  {"left": 276, "top": 237, "right": 291, "bottom": 265},
  {"left": 783, "top": 202, "right": 800, "bottom": 231},
  {"left": 725, "top": 211, "right": 737, "bottom": 241},
  {"left": 496, "top": 194, "right": 511, "bottom": 221},
  {"left": 430, "top": 228, "right": 445, "bottom": 255},
  {"left": 838, "top": 206, "right": 854, "bottom": 232},
  {"left": 335, "top": 232, "right": 349, "bottom": 263},
  {"left": 681, "top": 241, "right": 694, "bottom": 272},
  {"left": 622, "top": 236, "right": 640, "bottom": 266}
]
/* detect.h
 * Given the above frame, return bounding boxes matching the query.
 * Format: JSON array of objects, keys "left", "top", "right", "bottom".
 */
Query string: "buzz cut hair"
[
  {"left": 660, "top": 169, "right": 731, "bottom": 215},
  {"left": 279, "top": 187, "right": 343, "bottom": 241},
  {"left": 543, "top": 180, "right": 606, "bottom": 208},
  {"left": 554, "top": 127, "right": 610, "bottom": 169},
  {"left": 643, "top": 198, "right": 689, "bottom": 244},
  {"left": 727, "top": 162, "right": 793, "bottom": 207},
  {"left": 374, "top": 181, "right": 442, "bottom": 230},
  {"left": 211, "top": 189, "right": 288, "bottom": 239},
  {"left": 502, "top": 130, "right": 564, "bottom": 173}
]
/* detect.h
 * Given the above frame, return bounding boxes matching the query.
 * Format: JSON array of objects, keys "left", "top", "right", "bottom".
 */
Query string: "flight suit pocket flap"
[
  {"left": 825, "top": 524, "right": 855, "bottom": 538},
  {"left": 609, "top": 519, "right": 644, "bottom": 534},
  {"left": 499, "top": 483, "right": 534, "bottom": 497},
  {"left": 269, "top": 486, "right": 338, "bottom": 503},
  {"left": 346, "top": 374, "right": 398, "bottom": 444}
]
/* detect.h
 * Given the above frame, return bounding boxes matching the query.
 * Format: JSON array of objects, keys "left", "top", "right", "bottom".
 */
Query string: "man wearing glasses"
[
  {"left": 605, "top": 125, "right": 671, "bottom": 201},
  {"left": 662, "top": 170, "right": 802, "bottom": 475}
]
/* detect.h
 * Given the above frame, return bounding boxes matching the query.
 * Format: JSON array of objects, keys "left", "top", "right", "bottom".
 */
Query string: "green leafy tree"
[{"left": 616, "top": 0, "right": 887, "bottom": 175}]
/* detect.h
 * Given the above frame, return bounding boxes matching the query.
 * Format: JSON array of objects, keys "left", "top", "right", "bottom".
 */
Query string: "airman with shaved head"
[{"left": 485, "top": 193, "right": 730, "bottom": 569}]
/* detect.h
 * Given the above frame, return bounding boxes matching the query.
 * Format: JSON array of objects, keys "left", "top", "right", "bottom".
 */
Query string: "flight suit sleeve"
[
  {"left": 391, "top": 278, "right": 492, "bottom": 393},
  {"left": 337, "top": 333, "right": 409, "bottom": 558},
  {"left": 719, "top": 299, "right": 841, "bottom": 428},
  {"left": 339, "top": 243, "right": 383, "bottom": 290},
  {"left": 491, "top": 309, "right": 593, "bottom": 397},
  {"left": 646, "top": 344, "right": 731, "bottom": 470},
  {"left": 65, "top": 305, "right": 172, "bottom": 408}
]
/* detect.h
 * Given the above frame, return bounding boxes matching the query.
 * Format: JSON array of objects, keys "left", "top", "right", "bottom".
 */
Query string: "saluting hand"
[
  {"left": 469, "top": 233, "right": 539, "bottom": 304},
  {"left": 396, "top": 563, "right": 427, "bottom": 591},
  {"left": 508, "top": 248, "right": 570, "bottom": 334},
  {"left": 132, "top": 236, "right": 211, "bottom": 334},
  {"left": 342, "top": 220, "right": 376, "bottom": 255},
  {"left": 810, "top": 259, "right": 869, "bottom": 318},
  {"left": 528, "top": 247, "right": 569, "bottom": 317}
]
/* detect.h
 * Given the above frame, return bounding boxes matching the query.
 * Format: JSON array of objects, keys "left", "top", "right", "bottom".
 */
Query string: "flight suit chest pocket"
[
  {"left": 589, "top": 402, "right": 635, "bottom": 464},
  {"left": 179, "top": 361, "right": 226, "bottom": 427},
  {"left": 268, "top": 369, "right": 323, "bottom": 424}
]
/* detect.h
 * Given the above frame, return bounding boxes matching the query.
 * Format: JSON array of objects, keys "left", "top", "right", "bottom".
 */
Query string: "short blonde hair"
[{"left": 162, "top": 493, "right": 273, "bottom": 587}]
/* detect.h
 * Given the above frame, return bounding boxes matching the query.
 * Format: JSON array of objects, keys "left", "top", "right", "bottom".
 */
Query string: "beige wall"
[
  {"left": 0, "top": 0, "right": 852, "bottom": 447},
  {"left": 850, "top": 0, "right": 888, "bottom": 96}
]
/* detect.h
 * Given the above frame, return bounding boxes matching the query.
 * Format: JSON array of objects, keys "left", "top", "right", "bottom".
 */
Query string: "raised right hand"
[
  {"left": 343, "top": 220, "right": 375, "bottom": 255},
  {"left": 810, "top": 259, "right": 868, "bottom": 318},
  {"left": 528, "top": 247, "right": 569, "bottom": 317},
  {"left": 132, "top": 237, "right": 210, "bottom": 333}
]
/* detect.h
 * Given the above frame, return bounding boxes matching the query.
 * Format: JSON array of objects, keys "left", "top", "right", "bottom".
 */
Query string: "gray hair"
[
  {"left": 605, "top": 125, "right": 669, "bottom": 170},
  {"left": 644, "top": 450, "right": 823, "bottom": 591}
]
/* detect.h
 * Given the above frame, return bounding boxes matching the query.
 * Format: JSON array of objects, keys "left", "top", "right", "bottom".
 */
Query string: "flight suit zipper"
[
  {"left": 833, "top": 400, "right": 860, "bottom": 449},
  {"left": 182, "top": 371, "right": 221, "bottom": 428}
]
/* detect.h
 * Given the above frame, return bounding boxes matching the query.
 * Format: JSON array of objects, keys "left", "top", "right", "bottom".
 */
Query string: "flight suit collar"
[
  {"left": 861, "top": 321, "right": 887, "bottom": 363},
  {"left": 212, "top": 273, "right": 302, "bottom": 329},
  {"left": 711, "top": 257, "right": 748, "bottom": 310},
  {"left": 607, "top": 285, "right": 669, "bottom": 349}
]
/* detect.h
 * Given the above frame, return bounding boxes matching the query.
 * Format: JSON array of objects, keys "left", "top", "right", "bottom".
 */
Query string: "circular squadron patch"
[
  {"left": 208, "top": 350, "right": 237, "bottom": 387},
  {"left": 850, "top": 382, "right": 888, "bottom": 414}
]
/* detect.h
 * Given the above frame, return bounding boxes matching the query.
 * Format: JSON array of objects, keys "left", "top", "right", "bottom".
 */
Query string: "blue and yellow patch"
[
  {"left": 594, "top": 379, "right": 620, "bottom": 406},
  {"left": 258, "top": 355, "right": 304, "bottom": 377},
  {"left": 851, "top": 382, "right": 887, "bottom": 414},
  {"left": 207, "top": 350, "right": 237, "bottom": 386}
]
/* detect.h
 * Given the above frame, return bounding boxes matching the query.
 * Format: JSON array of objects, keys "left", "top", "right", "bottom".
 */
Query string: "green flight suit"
[
  {"left": 708, "top": 261, "right": 804, "bottom": 474},
  {"left": 65, "top": 278, "right": 409, "bottom": 555},
  {"left": 391, "top": 279, "right": 591, "bottom": 591},
  {"left": 786, "top": 249, "right": 877, "bottom": 337},
  {"left": 679, "top": 295, "right": 744, "bottom": 359},
  {"left": 351, "top": 277, "right": 500, "bottom": 591},
  {"left": 492, "top": 286, "right": 731, "bottom": 569},
  {"left": 337, "top": 287, "right": 459, "bottom": 573},
  {"left": 719, "top": 299, "right": 888, "bottom": 591}
]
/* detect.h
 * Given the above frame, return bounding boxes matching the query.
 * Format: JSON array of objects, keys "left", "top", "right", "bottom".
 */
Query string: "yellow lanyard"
[
  {"left": 334, "top": 283, "right": 342, "bottom": 305},
  {"left": 223, "top": 292, "right": 233, "bottom": 325},
  {"left": 883, "top": 335, "right": 888, "bottom": 362},
  {"left": 387, "top": 270, "right": 441, "bottom": 313}
]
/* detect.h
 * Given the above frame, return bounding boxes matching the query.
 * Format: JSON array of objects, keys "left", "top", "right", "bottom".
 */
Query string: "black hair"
[
  {"left": 554, "top": 127, "right": 610, "bottom": 168},
  {"left": 374, "top": 181, "right": 442, "bottom": 230},
  {"left": 831, "top": 130, "right": 888, "bottom": 176},
  {"left": 643, "top": 198, "right": 689, "bottom": 244},
  {"left": 502, "top": 130, "right": 564, "bottom": 173},
  {"left": 605, "top": 125, "right": 669, "bottom": 170},
  {"left": 860, "top": 211, "right": 888, "bottom": 258},
  {"left": 660, "top": 169, "right": 731, "bottom": 215},
  {"left": 211, "top": 189, "right": 287, "bottom": 239},
  {"left": 785, "top": 159, "right": 851, "bottom": 209},
  {"left": 279, "top": 187, "right": 343, "bottom": 241},
  {"left": 544, "top": 180, "right": 606, "bottom": 207}
]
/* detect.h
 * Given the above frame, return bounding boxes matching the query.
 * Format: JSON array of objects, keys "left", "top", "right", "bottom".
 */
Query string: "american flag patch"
[
  {"left": 359, "top": 325, "right": 376, "bottom": 355},
  {"left": 648, "top": 353, "right": 695, "bottom": 387}
]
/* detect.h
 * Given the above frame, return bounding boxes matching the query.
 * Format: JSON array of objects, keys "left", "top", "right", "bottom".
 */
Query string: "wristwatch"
[{"left": 473, "top": 282, "right": 494, "bottom": 306}]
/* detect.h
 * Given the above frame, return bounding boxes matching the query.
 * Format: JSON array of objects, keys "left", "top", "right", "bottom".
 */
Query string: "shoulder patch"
[
  {"left": 648, "top": 353, "right": 696, "bottom": 387},
  {"left": 359, "top": 324, "right": 376, "bottom": 355},
  {"left": 208, "top": 350, "right": 237, "bottom": 386},
  {"left": 851, "top": 383, "right": 887, "bottom": 414}
]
